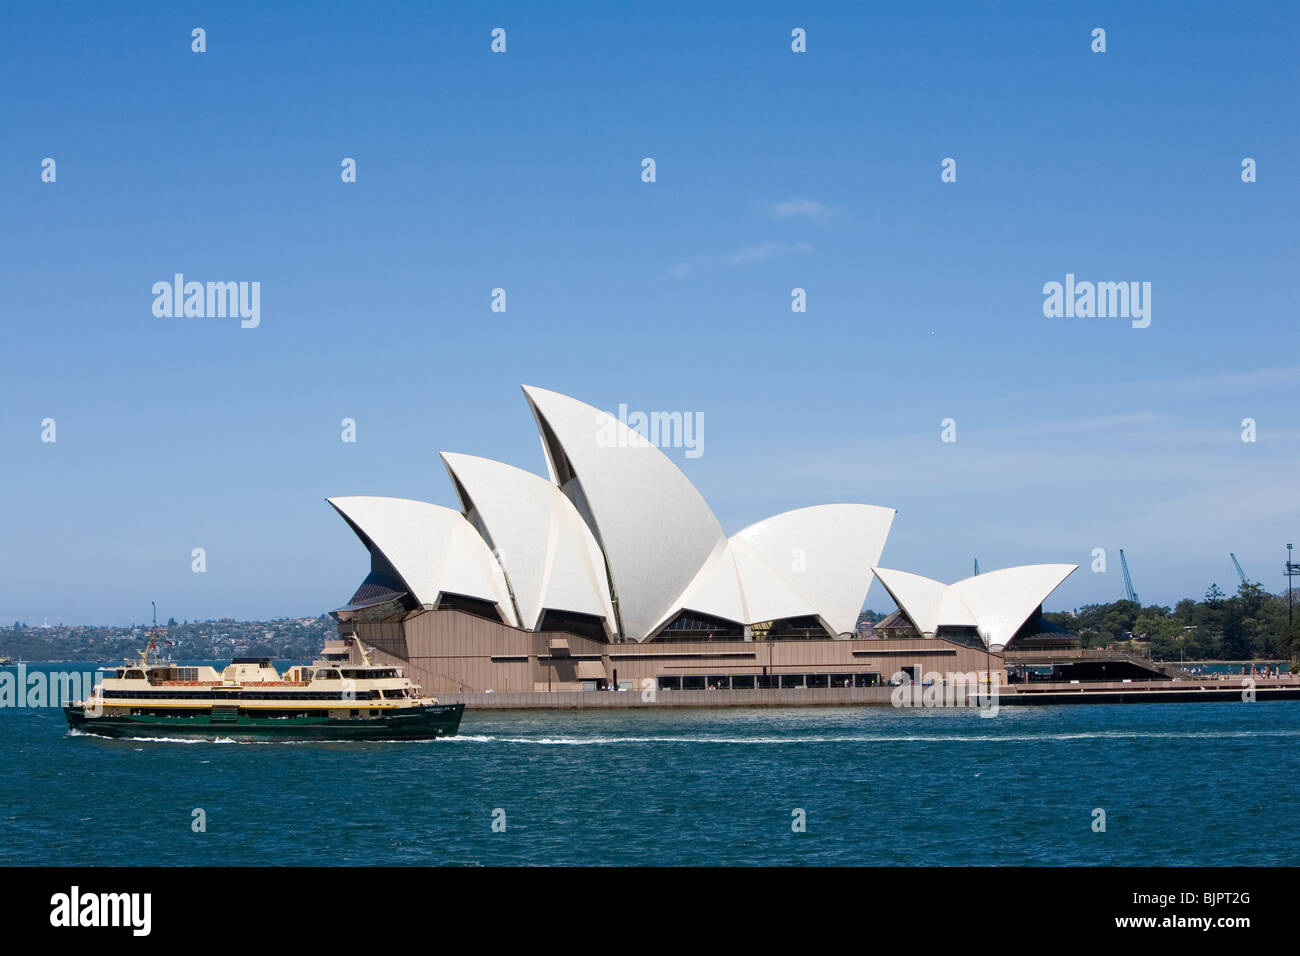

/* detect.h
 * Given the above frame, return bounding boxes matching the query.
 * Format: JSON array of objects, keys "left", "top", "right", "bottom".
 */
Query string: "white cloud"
[
  {"left": 669, "top": 240, "right": 813, "bottom": 277},
  {"left": 721, "top": 240, "right": 813, "bottom": 265},
  {"left": 988, "top": 366, "right": 1300, "bottom": 408},
  {"left": 770, "top": 198, "right": 836, "bottom": 221},
  {"left": 981, "top": 411, "right": 1161, "bottom": 437}
]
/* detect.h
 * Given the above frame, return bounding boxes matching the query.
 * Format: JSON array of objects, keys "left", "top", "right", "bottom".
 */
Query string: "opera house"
[{"left": 328, "top": 385, "right": 1077, "bottom": 694}]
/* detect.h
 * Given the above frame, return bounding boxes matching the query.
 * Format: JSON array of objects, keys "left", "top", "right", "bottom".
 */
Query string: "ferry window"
[
  {"left": 124, "top": 670, "right": 145, "bottom": 680},
  {"left": 317, "top": 670, "right": 340, "bottom": 680}
]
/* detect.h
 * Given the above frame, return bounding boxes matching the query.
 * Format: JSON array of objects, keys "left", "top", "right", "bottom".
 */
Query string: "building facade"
[{"left": 329, "top": 386, "right": 1075, "bottom": 693}]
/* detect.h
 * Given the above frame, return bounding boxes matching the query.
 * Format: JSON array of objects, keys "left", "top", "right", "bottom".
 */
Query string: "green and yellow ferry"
[{"left": 64, "top": 637, "right": 463, "bottom": 740}]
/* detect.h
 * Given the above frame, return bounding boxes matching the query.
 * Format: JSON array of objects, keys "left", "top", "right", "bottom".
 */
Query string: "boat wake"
[
  {"left": 438, "top": 729, "right": 1300, "bottom": 746},
  {"left": 67, "top": 729, "right": 248, "bottom": 744},
  {"left": 65, "top": 730, "right": 448, "bottom": 745},
  {"left": 66, "top": 727, "right": 1300, "bottom": 746}
]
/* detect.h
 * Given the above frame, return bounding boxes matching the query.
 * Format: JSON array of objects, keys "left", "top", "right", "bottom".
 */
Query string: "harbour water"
[{"left": 2, "top": 665, "right": 1296, "bottom": 866}]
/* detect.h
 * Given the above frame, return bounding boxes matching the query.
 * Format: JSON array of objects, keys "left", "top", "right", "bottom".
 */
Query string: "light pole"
[{"left": 1286, "top": 543, "right": 1299, "bottom": 630}]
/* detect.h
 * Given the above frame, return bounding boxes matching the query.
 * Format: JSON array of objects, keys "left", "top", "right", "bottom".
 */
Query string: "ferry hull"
[{"left": 63, "top": 703, "right": 465, "bottom": 741}]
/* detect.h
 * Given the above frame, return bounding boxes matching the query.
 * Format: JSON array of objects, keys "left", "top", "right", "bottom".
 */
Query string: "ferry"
[{"left": 64, "top": 636, "right": 464, "bottom": 740}]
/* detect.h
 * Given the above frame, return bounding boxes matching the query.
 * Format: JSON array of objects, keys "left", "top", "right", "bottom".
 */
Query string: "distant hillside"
[{"left": 0, "top": 615, "right": 337, "bottom": 663}]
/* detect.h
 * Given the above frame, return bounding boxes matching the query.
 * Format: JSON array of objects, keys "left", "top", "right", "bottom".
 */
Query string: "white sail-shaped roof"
[
  {"left": 522, "top": 385, "right": 726, "bottom": 642},
  {"left": 328, "top": 496, "right": 518, "bottom": 627},
  {"left": 872, "top": 563, "right": 1076, "bottom": 648},
  {"left": 653, "top": 537, "right": 817, "bottom": 633},
  {"left": 729, "top": 535, "right": 826, "bottom": 625},
  {"left": 938, "top": 588, "right": 978, "bottom": 630},
  {"left": 870, "top": 567, "right": 950, "bottom": 637},
  {"left": 732, "top": 504, "right": 896, "bottom": 636},
  {"left": 440, "top": 452, "right": 617, "bottom": 637},
  {"left": 950, "top": 564, "right": 1077, "bottom": 649},
  {"left": 658, "top": 540, "right": 750, "bottom": 627},
  {"left": 649, "top": 504, "right": 896, "bottom": 638}
]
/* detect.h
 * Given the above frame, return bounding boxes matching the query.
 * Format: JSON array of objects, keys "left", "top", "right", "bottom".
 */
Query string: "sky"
[{"left": 1, "top": 1, "right": 1297, "bottom": 626}]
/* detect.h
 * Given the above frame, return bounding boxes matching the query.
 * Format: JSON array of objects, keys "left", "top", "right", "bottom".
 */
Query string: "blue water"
[{"left": 2, "top": 672, "right": 1297, "bottom": 865}]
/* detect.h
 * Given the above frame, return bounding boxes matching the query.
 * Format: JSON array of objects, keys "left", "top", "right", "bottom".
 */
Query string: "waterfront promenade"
[{"left": 440, "top": 674, "right": 1300, "bottom": 709}]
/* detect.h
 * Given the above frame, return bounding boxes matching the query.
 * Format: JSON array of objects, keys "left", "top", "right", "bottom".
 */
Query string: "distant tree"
[
  {"left": 1096, "top": 600, "right": 1140, "bottom": 642},
  {"left": 1147, "top": 628, "right": 1183, "bottom": 661},
  {"left": 1134, "top": 607, "right": 1177, "bottom": 642},
  {"left": 1232, "top": 582, "right": 1272, "bottom": 657},
  {"left": 1285, "top": 621, "right": 1300, "bottom": 664}
]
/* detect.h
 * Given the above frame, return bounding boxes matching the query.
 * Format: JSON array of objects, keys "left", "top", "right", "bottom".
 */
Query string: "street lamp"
[{"left": 1287, "top": 543, "right": 1299, "bottom": 630}]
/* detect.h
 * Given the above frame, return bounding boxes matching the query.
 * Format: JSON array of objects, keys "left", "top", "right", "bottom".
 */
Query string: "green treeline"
[{"left": 1044, "top": 582, "right": 1299, "bottom": 662}]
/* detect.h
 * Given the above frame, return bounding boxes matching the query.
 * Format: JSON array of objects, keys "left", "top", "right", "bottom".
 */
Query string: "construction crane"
[
  {"left": 1230, "top": 553, "right": 1247, "bottom": 585},
  {"left": 1119, "top": 549, "right": 1139, "bottom": 606}
]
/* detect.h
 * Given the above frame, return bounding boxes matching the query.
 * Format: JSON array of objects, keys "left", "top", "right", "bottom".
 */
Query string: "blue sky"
[{"left": 1, "top": 1, "right": 1297, "bottom": 625}]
